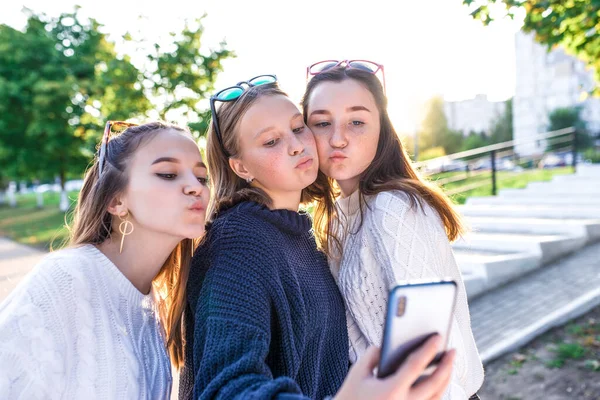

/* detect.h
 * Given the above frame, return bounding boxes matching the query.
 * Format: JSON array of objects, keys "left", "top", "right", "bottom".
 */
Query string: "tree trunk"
[
  {"left": 59, "top": 168, "right": 68, "bottom": 212},
  {"left": 8, "top": 190, "right": 16, "bottom": 207},
  {"left": 36, "top": 191, "right": 44, "bottom": 208}
]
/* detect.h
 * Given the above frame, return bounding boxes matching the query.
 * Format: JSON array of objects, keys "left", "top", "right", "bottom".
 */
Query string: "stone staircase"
[{"left": 454, "top": 164, "right": 600, "bottom": 299}]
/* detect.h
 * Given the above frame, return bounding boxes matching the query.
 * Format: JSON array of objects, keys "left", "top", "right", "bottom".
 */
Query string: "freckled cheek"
[
  {"left": 253, "top": 152, "right": 286, "bottom": 179},
  {"left": 314, "top": 137, "right": 330, "bottom": 164}
]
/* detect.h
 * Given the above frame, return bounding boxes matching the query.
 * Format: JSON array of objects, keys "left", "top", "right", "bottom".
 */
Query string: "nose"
[
  {"left": 183, "top": 172, "right": 205, "bottom": 197},
  {"left": 289, "top": 132, "right": 305, "bottom": 157},
  {"left": 329, "top": 123, "right": 348, "bottom": 149}
]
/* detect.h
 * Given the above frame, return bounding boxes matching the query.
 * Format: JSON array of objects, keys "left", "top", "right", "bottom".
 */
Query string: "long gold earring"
[{"left": 118, "top": 211, "right": 134, "bottom": 254}]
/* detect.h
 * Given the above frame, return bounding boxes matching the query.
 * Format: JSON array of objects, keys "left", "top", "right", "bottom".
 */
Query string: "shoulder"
[
  {"left": 365, "top": 190, "right": 442, "bottom": 229},
  {"left": 36, "top": 245, "right": 101, "bottom": 291},
  {"left": 2, "top": 245, "right": 102, "bottom": 318},
  {"left": 367, "top": 190, "right": 421, "bottom": 219}
]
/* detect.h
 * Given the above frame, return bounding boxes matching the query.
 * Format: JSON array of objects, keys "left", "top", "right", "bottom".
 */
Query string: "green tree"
[
  {"left": 546, "top": 106, "right": 592, "bottom": 151},
  {"left": 462, "top": 131, "right": 491, "bottom": 151},
  {"left": 490, "top": 98, "right": 513, "bottom": 144},
  {"left": 463, "top": 0, "right": 600, "bottom": 94},
  {"left": 143, "top": 16, "right": 235, "bottom": 137},
  {"left": 0, "top": 8, "right": 150, "bottom": 210},
  {"left": 419, "top": 96, "right": 449, "bottom": 150},
  {"left": 418, "top": 96, "right": 464, "bottom": 155},
  {"left": 443, "top": 130, "right": 466, "bottom": 154}
]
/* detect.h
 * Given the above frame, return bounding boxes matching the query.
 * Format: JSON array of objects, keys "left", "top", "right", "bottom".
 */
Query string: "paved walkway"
[
  {"left": 0, "top": 237, "right": 45, "bottom": 302},
  {"left": 1, "top": 236, "right": 599, "bottom": 370},
  {"left": 470, "top": 240, "right": 600, "bottom": 363}
]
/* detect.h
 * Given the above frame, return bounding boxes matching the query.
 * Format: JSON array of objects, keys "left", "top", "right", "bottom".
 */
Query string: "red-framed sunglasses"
[
  {"left": 98, "top": 121, "right": 138, "bottom": 176},
  {"left": 306, "top": 59, "right": 386, "bottom": 92}
]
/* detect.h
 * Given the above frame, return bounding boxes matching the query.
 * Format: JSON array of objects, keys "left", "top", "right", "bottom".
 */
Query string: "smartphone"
[{"left": 377, "top": 279, "right": 457, "bottom": 379}]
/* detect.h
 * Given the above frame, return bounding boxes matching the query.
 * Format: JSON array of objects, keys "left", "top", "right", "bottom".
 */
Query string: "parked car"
[
  {"left": 34, "top": 179, "right": 83, "bottom": 193},
  {"left": 538, "top": 152, "right": 583, "bottom": 169},
  {"left": 421, "top": 157, "right": 467, "bottom": 175}
]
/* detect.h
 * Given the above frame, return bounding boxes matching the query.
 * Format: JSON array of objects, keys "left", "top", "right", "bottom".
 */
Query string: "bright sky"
[{"left": 2, "top": 0, "right": 523, "bottom": 133}]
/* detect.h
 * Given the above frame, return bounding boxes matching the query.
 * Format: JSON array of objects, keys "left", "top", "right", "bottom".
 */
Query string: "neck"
[
  {"left": 336, "top": 177, "right": 360, "bottom": 198},
  {"left": 261, "top": 188, "right": 302, "bottom": 211},
  {"left": 97, "top": 229, "right": 181, "bottom": 295}
]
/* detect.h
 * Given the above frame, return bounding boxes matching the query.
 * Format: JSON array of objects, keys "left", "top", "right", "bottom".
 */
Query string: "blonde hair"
[
  {"left": 205, "top": 83, "right": 318, "bottom": 221},
  {"left": 69, "top": 121, "right": 195, "bottom": 368}
]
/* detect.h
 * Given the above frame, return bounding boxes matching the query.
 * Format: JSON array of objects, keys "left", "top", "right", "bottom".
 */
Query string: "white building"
[
  {"left": 513, "top": 31, "right": 600, "bottom": 156},
  {"left": 444, "top": 94, "right": 506, "bottom": 135}
]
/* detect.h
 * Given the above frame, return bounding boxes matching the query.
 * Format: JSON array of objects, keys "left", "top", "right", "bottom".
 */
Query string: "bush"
[
  {"left": 583, "top": 148, "right": 600, "bottom": 164},
  {"left": 418, "top": 146, "right": 446, "bottom": 161}
]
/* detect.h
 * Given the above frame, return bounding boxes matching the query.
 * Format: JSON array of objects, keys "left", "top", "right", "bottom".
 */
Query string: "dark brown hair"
[
  {"left": 301, "top": 67, "right": 466, "bottom": 256},
  {"left": 69, "top": 121, "right": 196, "bottom": 368}
]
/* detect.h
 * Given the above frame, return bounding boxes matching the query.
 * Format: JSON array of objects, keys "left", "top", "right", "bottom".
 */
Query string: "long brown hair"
[
  {"left": 206, "top": 82, "right": 317, "bottom": 221},
  {"left": 301, "top": 67, "right": 466, "bottom": 257},
  {"left": 69, "top": 121, "right": 196, "bottom": 368}
]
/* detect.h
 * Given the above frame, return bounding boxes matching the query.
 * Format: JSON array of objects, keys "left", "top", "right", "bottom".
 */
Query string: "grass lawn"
[
  {"left": 428, "top": 166, "right": 575, "bottom": 204},
  {"left": 0, "top": 191, "right": 78, "bottom": 250},
  {"left": 0, "top": 166, "right": 578, "bottom": 249}
]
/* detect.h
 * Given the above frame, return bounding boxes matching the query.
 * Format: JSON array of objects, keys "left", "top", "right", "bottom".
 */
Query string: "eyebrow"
[
  {"left": 254, "top": 113, "right": 303, "bottom": 138},
  {"left": 151, "top": 157, "right": 206, "bottom": 169},
  {"left": 309, "top": 106, "right": 371, "bottom": 118}
]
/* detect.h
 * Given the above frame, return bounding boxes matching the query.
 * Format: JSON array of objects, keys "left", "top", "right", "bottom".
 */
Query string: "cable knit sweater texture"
[
  {"left": 179, "top": 201, "right": 349, "bottom": 400},
  {"left": 330, "top": 190, "right": 484, "bottom": 398},
  {"left": 0, "top": 244, "right": 172, "bottom": 399}
]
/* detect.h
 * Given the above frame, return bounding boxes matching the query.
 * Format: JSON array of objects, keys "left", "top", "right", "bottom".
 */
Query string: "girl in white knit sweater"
[
  {"left": 0, "top": 121, "right": 209, "bottom": 399},
  {"left": 302, "top": 61, "right": 485, "bottom": 399}
]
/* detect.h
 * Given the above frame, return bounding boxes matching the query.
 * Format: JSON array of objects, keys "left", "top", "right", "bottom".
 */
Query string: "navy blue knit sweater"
[{"left": 179, "top": 201, "right": 349, "bottom": 400}]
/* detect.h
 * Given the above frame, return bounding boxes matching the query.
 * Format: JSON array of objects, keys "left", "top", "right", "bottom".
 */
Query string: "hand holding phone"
[{"left": 377, "top": 279, "right": 457, "bottom": 379}]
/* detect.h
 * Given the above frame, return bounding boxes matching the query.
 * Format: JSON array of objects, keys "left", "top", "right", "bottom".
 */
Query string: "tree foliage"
[{"left": 463, "top": 0, "right": 600, "bottom": 94}]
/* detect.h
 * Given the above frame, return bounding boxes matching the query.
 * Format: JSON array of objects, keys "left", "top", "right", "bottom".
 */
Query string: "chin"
[{"left": 180, "top": 224, "right": 207, "bottom": 240}]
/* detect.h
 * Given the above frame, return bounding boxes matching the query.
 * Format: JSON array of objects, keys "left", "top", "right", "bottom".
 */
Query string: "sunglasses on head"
[
  {"left": 98, "top": 121, "right": 138, "bottom": 177},
  {"left": 306, "top": 59, "right": 386, "bottom": 93},
  {"left": 210, "top": 74, "right": 278, "bottom": 157}
]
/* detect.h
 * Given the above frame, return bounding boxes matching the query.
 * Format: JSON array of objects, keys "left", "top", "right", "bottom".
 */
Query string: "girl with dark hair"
[{"left": 302, "top": 61, "right": 484, "bottom": 399}]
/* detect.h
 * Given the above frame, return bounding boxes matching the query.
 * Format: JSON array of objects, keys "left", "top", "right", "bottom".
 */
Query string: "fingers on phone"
[
  {"left": 394, "top": 333, "right": 442, "bottom": 382},
  {"left": 349, "top": 345, "right": 382, "bottom": 380},
  {"left": 412, "top": 348, "right": 456, "bottom": 399}
]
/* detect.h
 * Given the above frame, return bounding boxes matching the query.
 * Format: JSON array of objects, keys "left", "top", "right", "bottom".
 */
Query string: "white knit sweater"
[
  {"left": 330, "top": 190, "right": 484, "bottom": 398},
  {"left": 0, "top": 245, "right": 172, "bottom": 399}
]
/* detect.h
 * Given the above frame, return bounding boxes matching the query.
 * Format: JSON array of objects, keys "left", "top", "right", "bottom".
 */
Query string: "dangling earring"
[
  {"left": 246, "top": 177, "right": 254, "bottom": 184},
  {"left": 118, "top": 211, "right": 134, "bottom": 254}
]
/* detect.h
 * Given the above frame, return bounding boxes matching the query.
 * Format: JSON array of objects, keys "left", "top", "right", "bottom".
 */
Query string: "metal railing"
[{"left": 414, "top": 127, "right": 579, "bottom": 197}]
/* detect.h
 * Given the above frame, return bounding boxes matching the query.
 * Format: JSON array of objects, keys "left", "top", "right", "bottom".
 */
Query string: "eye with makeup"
[
  {"left": 156, "top": 173, "right": 177, "bottom": 180},
  {"left": 156, "top": 172, "right": 209, "bottom": 185}
]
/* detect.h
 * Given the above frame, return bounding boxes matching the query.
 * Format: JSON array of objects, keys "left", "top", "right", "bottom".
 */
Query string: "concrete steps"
[
  {"left": 466, "top": 196, "right": 599, "bottom": 206},
  {"left": 456, "top": 166, "right": 600, "bottom": 299},
  {"left": 455, "top": 249, "right": 541, "bottom": 298},
  {"left": 454, "top": 232, "right": 585, "bottom": 264},
  {"left": 458, "top": 204, "right": 600, "bottom": 219},
  {"left": 465, "top": 216, "right": 600, "bottom": 243}
]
